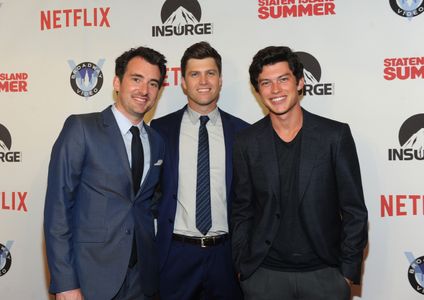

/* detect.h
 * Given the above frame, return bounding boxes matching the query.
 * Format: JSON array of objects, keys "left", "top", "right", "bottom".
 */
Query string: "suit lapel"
[
  {"left": 256, "top": 117, "right": 280, "bottom": 201},
  {"left": 168, "top": 107, "right": 185, "bottom": 189},
  {"left": 298, "top": 110, "right": 321, "bottom": 203},
  {"left": 140, "top": 125, "right": 157, "bottom": 192},
  {"left": 220, "top": 109, "right": 235, "bottom": 200},
  {"left": 101, "top": 106, "right": 133, "bottom": 189}
]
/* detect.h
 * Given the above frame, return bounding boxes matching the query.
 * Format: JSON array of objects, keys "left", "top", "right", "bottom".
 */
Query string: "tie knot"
[
  {"left": 130, "top": 126, "right": 140, "bottom": 136},
  {"left": 199, "top": 115, "right": 209, "bottom": 126}
]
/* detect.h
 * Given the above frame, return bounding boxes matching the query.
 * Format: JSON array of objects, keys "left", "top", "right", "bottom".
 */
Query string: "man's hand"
[{"left": 56, "top": 289, "right": 84, "bottom": 300}]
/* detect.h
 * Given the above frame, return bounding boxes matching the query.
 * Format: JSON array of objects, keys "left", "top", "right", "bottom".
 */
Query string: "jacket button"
[
  {"left": 125, "top": 229, "right": 131, "bottom": 235},
  {"left": 265, "top": 240, "right": 271, "bottom": 245},
  {"left": 276, "top": 213, "right": 280, "bottom": 219},
  {"left": 168, "top": 218, "right": 173, "bottom": 223}
]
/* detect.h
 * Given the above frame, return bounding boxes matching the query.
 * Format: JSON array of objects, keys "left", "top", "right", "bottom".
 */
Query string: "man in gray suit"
[{"left": 44, "top": 46, "right": 167, "bottom": 300}]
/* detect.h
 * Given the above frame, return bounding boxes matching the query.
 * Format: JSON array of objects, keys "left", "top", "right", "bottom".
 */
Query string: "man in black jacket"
[{"left": 231, "top": 46, "right": 368, "bottom": 300}]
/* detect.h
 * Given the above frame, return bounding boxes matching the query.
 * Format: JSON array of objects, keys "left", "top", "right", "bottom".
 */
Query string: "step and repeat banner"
[{"left": 1, "top": 0, "right": 423, "bottom": 299}]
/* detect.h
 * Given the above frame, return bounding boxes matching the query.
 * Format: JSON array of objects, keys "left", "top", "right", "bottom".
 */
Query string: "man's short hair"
[
  {"left": 115, "top": 46, "right": 167, "bottom": 88},
  {"left": 249, "top": 46, "right": 304, "bottom": 92},
  {"left": 180, "top": 41, "right": 222, "bottom": 77}
]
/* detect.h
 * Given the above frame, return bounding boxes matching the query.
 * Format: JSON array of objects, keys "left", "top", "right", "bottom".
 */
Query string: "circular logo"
[
  {"left": 295, "top": 51, "right": 322, "bottom": 84},
  {"left": 398, "top": 114, "right": 424, "bottom": 147},
  {"left": 407, "top": 255, "right": 424, "bottom": 295},
  {"left": 0, "top": 243, "right": 12, "bottom": 276},
  {"left": 70, "top": 62, "right": 103, "bottom": 98},
  {"left": 390, "top": 0, "right": 424, "bottom": 18},
  {"left": 0, "top": 123, "right": 12, "bottom": 151}
]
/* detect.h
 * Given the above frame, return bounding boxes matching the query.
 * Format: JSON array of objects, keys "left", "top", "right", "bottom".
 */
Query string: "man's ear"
[
  {"left": 113, "top": 76, "right": 121, "bottom": 93},
  {"left": 297, "top": 77, "right": 305, "bottom": 91},
  {"left": 181, "top": 76, "right": 187, "bottom": 92}
]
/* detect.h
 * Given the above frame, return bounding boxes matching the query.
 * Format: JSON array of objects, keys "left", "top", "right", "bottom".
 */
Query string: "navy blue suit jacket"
[
  {"left": 150, "top": 106, "right": 249, "bottom": 270},
  {"left": 44, "top": 106, "right": 164, "bottom": 299}
]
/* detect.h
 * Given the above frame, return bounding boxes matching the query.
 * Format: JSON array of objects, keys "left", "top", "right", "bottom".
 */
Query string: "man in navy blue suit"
[
  {"left": 151, "top": 42, "right": 248, "bottom": 300},
  {"left": 44, "top": 46, "right": 167, "bottom": 300}
]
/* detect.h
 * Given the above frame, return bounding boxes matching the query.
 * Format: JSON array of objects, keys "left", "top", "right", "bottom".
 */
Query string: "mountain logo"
[
  {"left": 388, "top": 114, "right": 424, "bottom": 161},
  {"left": 0, "top": 124, "right": 21, "bottom": 163},
  {"left": 152, "top": 0, "right": 213, "bottom": 37},
  {"left": 68, "top": 60, "right": 104, "bottom": 99},
  {"left": 390, "top": 0, "right": 424, "bottom": 19},
  {"left": 161, "top": 0, "right": 201, "bottom": 24},
  {"left": 400, "top": 113, "right": 424, "bottom": 149},
  {"left": 295, "top": 51, "right": 334, "bottom": 96},
  {"left": 0, "top": 124, "right": 12, "bottom": 151}
]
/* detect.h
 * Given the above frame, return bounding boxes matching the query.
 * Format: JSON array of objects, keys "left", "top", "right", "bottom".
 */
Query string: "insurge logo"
[
  {"left": 152, "top": 0, "right": 213, "bottom": 37},
  {"left": 0, "top": 241, "right": 13, "bottom": 277},
  {"left": 68, "top": 60, "right": 104, "bottom": 99},
  {"left": 390, "top": 0, "right": 424, "bottom": 19},
  {"left": 0, "top": 124, "right": 21, "bottom": 163},
  {"left": 295, "top": 51, "right": 334, "bottom": 96},
  {"left": 388, "top": 114, "right": 424, "bottom": 161},
  {"left": 405, "top": 252, "right": 424, "bottom": 295}
]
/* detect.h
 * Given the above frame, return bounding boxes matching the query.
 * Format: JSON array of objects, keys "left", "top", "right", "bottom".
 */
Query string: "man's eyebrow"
[{"left": 129, "top": 73, "right": 144, "bottom": 78}]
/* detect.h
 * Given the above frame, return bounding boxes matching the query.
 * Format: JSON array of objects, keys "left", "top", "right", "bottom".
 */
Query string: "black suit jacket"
[{"left": 231, "top": 109, "right": 368, "bottom": 284}]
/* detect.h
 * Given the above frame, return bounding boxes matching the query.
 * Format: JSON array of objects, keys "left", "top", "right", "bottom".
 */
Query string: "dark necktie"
[
  {"left": 196, "top": 116, "right": 211, "bottom": 236},
  {"left": 130, "top": 126, "right": 144, "bottom": 195},
  {"left": 129, "top": 126, "right": 143, "bottom": 267}
]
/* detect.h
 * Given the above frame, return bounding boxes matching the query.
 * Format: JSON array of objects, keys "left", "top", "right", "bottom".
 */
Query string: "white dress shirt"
[
  {"left": 112, "top": 105, "right": 151, "bottom": 187},
  {"left": 174, "top": 106, "right": 227, "bottom": 237}
]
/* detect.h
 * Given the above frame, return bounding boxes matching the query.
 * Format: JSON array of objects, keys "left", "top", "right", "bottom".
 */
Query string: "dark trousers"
[
  {"left": 159, "top": 238, "right": 242, "bottom": 300},
  {"left": 241, "top": 267, "right": 351, "bottom": 300},
  {"left": 112, "top": 264, "right": 155, "bottom": 300}
]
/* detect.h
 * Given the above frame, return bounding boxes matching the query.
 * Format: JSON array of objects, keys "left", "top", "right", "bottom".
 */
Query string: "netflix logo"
[
  {"left": 1, "top": 192, "right": 28, "bottom": 212},
  {"left": 40, "top": 7, "right": 110, "bottom": 31},
  {"left": 163, "top": 67, "right": 182, "bottom": 87},
  {"left": 380, "top": 194, "right": 424, "bottom": 217}
]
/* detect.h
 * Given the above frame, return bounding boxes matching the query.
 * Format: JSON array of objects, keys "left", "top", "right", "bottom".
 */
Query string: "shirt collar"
[
  {"left": 186, "top": 105, "right": 219, "bottom": 125},
  {"left": 111, "top": 104, "right": 146, "bottom": 135}
]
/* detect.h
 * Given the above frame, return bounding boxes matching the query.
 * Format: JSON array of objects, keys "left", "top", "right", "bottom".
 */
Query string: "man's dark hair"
[
  {"left": 249, "top": 46, "right": 304, "bottom": 92},
  {"left": 180, "top": 41, "right": 222, "bottom": 77},
  {"left": 115, "top": 46, "right": 167, "bottom": 88}
]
